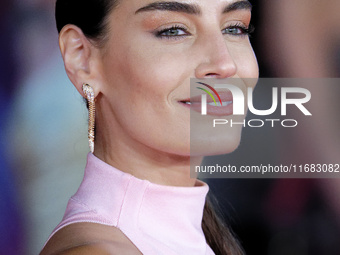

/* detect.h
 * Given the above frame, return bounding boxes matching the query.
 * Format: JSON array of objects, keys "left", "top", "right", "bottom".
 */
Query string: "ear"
[{"left": 59, "top": 25, "right": 101, "bottom": 98}]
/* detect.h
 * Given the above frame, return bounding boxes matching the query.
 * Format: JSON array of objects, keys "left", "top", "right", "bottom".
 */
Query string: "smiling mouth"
[
  {"left": 179, "top": 91, "right": 234, "bottom": 116},
  {"left": 182, "top": 101, "right": 232, "bottom": 107}
]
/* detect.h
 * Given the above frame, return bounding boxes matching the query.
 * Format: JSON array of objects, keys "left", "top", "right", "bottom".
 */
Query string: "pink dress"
[{"left": 44, "top": 153, "right": 215, "bottom": 255}]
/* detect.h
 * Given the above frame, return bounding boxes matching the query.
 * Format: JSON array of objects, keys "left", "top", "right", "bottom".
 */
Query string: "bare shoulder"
[{"left": 40, "top": 223, "right": 142, "bottom": 255}]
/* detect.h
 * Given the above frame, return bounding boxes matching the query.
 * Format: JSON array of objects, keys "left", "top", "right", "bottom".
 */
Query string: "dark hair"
[
  {"left": 55, "top": 1, "right": 244, "bottom": 254},
  {"left": 56, "top": 0, "right": 118, "bottom": 43},
  {"left": 203, "top": 196, "right": 244, "bottom": 255}
]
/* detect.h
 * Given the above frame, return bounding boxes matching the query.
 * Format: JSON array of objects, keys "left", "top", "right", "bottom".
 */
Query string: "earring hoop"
[{"left": 82, "top": 84, "right": 95, "bottom": 153}]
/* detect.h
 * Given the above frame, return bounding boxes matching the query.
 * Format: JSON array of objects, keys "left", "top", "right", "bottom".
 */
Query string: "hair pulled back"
[
  {"left": 56, "top": 0, "right": 117, "bottom": 41},
  {"left": 55, "top": 1, "right": 244, "bottom": 254}
]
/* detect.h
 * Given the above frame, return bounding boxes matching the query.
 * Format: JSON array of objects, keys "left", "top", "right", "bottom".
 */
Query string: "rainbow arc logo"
[{"left": 196, "top": 82, "right": 222, "bottom": 107}]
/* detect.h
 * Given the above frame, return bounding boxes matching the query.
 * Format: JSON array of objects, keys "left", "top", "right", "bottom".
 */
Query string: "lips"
[{"left": 180, "top": 91, "right": 234, "bottom": 116}]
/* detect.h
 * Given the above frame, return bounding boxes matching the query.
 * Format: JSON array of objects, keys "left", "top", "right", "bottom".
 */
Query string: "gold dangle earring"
[{"left": 82, "top": 84, "right": 95, "bottom": 153}]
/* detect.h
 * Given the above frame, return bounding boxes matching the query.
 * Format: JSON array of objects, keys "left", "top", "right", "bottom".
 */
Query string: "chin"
[{"left": 190, "top": 129, "right": 242, "bottom": 157}]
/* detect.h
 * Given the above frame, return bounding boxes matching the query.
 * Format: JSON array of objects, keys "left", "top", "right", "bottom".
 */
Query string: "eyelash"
[
  {"left": 155, "top": 25, "right": 190, "bottom": 39},
  {"left": 222, "top": 22, "right": 254, "bottom": 37},
  {"left": 155, "top": 23, "right": 254, "bottom": 39}
]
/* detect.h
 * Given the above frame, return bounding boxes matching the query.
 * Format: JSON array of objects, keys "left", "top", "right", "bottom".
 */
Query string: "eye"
[
  {"left": 156, "top": 25, "right": 189, "bottom": 38},
  {"left": 222, "top": 23, "right": 254, "bottom": 36}
]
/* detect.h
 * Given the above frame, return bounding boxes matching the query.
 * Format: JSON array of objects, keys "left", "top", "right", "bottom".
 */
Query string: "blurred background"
[{"left": 0, "top": 0, "right": 340, "bottom": 255}]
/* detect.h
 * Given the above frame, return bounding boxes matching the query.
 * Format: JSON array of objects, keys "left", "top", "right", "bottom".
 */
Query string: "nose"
[{"left": 195, "top": 32, "right": 237, "bottom": 79}]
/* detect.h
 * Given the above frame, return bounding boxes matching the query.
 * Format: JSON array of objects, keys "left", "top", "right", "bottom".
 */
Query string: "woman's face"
[{"left": 96, "top": 0, "right": 258, "bottom": 157}]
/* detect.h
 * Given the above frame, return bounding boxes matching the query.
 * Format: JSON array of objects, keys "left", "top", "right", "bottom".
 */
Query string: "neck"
[{"left": 94, "top": 127, "right": 203, "bottom": 187}]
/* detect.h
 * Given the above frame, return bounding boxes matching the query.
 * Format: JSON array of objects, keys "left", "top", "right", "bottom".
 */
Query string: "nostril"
[{"left": 205, "top": 73, "right": 218, "bottom": 77}]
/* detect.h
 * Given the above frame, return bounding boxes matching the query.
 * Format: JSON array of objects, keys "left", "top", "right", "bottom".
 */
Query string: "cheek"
[
  {"left": 232, "top": 42, "right": 259, "bottom": 78},
  {"left": 124, "top": 46, "right": 190, "bottom": 91},
  {"left": 102, "top": 44, "right": 180, "bottom": 107},
  {"left": 112, "top": 44, "right": 194, "bottom": 116},
  {"left": 100, "top": 42, "right": 192, "bottom": 155}
]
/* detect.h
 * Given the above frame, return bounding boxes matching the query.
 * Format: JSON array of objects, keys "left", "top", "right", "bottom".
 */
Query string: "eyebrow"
[
  {"left": 135, "top": 1, "right": 201, "bottom": 15},
  {"left": 223, "top": 1, "right": 252, "bottom": 13},
  {"left": 135, "top": 1, "right": 252, "bottom": 15}
]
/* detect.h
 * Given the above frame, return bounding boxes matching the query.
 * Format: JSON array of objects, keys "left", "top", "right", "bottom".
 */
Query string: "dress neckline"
[{"left": 75, "top": 153, "right": 213, "bottom": 254}]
